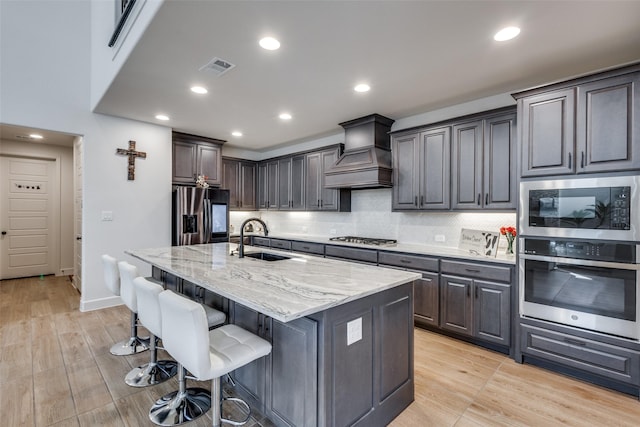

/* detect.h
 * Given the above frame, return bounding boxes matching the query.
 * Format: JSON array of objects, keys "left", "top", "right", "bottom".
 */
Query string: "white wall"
[
  {"left": 1, "top": 0, "right": 172, "bottom": 311},
  {"left": 0, "top": 140, "right": 74, "bottom": 275}
]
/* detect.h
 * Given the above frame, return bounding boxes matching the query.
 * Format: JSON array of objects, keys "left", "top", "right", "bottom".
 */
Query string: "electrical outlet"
[
  {"left": 302, "top": 226, "right": 308, "bottom": 233},
  {"left": 101, "top": 211, "right": 113, "bottom": 221},
  {"left": 347, "top": 317, "right": 362, "bottom": 346},
  {"left": 330, "top": 229, "right": 337, "bottom": 235},
  {"left": 434, "top": 234, "right": 445, "bottom": 242}
]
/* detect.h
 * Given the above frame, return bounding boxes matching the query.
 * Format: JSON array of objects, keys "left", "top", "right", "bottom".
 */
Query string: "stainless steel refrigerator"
[{"left": 172, "top": 186, "right": 230, "bottom": 245}]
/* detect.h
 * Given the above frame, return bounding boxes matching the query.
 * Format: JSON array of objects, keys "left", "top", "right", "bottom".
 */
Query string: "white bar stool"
[
  {"left": 155, "top": 290, "right": 271, "bottom": 427},
  {"left": 113, "top": 261, "right": 150, "bottom": 355},
  {"left": 125, "top": 277, "right": 179, "bottom": 387}
]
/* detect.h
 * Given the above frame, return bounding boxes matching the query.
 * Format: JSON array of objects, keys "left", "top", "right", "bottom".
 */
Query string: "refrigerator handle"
[{"left": 203, "top": 199, "right": 211, "bottom": 243}]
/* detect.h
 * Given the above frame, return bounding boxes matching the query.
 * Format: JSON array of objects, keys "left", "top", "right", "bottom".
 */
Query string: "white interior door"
[
  {"left": 0, "top": 156, "right": 55, "bottom": 279},
  {"left": 73, "top": 137, "right": 83, "bottom": 293}
]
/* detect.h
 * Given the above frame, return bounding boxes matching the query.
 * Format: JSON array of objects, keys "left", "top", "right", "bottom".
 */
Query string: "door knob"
[
  {"left": 1, "top": 231, "right": 6, "bottom": 235},
  {"left": 76, "top": 236, "right": 82, "bottom": 240}
]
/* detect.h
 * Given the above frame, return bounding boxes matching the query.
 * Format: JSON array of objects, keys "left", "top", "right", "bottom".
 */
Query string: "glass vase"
[{"left": 505, "top": 237, "right": 514, "bottom": 255}]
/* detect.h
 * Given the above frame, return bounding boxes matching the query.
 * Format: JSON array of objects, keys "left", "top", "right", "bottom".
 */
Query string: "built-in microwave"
[{"left": 520, "top": 176, "right": 640, "bottom": 241}]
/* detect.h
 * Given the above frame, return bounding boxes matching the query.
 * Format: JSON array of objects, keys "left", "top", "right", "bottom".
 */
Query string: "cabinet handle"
[
  {"left": 400, "top": 259, "right": 412, "bottom": 264},
  {"left": 467, "top": 286, "right": 470, "bottom": 298},
  {"left": 415, "top": 196, "right": 418, "bottom": 206},
  {"left": 475, "top": 286, "right": 478, "bottom": 299},
  {"left": 568, "top": 152, "right": 572, "bottom": 169},
  {"left": 485, "top": 193, "right": 489, "bottom": 205},
  {"left": 477, "top": 193, "right": 481, "bottom": 205},
  {"left": 317, "top": 199, "right": 320, "bottom": 207},
  {"left": 420, "top": 195, "right": 424, "bottom": 207},
  {"left": 422, "top": 277, "right": 432, "bottom": 282},
  {"left": 302, "top": 246, "right": 310, "bottom": 250},
  {"left": 465, "top": 268, "right": 480, "bottom": 273},
  {"left": 581, "top": 151, "right": 585, "bottom": 169},
  {"left": 564, "top": 337, "right": 587, "bottom": 347},
  {"left": 320, "top": 199, "right": 323, "bottom": 207}
]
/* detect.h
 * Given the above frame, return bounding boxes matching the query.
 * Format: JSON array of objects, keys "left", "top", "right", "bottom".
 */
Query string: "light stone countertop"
[
  {"left": 126, "top": 243, "right": 421, "bottom": 323},
  {"left": 240, "top": 232, "right": 517, "bottom": 265}
]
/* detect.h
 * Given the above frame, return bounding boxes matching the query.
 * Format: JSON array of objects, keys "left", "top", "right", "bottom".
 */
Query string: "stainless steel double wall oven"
[{"left": 519, "top": 176, "right": 640, "bottom": 340}]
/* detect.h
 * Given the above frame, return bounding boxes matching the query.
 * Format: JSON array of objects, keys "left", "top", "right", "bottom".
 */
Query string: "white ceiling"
[
  {"left": 96, "top": 1, "right": 640, "bottom": 152},
  {"left": 0, "top": 123, "right": 76, "bottom": 147}
]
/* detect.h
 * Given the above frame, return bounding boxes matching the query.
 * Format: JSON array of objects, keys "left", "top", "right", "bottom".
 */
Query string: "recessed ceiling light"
[
  {"left": 259, "top": 37, "right": 281, "bottom": 50},
  {"left": 155, "top": 114, "right": 170, "bottom": 121},
  {"left": 231, "top": 131, "right": 243, "bottom": 137},
  {"left": 29, "top": 134, "right": 44, "bottom": 139},
  {"left": 354, "top": 83, "right": 370, "bottom": 93},
  {"left": 191, "top": 86, "right": 208, "bottom": 94},
  {"left": 494, "top": 26, "right": 520, "bottom": 42},
  {"left": 279, "top": 113, "right": 292, "bottom": 120}
]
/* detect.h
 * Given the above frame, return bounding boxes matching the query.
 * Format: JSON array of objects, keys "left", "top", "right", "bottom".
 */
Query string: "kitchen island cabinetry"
[
  {"left": 172, "top": 131, "right": 224, "bottom": 186},
  {"left": 515, "top": 66, "right": 640, "bottom": 177},
  {"left": 440, "top": 260, "right": 511, "bottom": 347},
  {"left": 222, "top": 158, "right": 257, "bottom": 210},
  {"left": 451, "top": 111, "right": 516, "bottom": 210},
  {"left": 392, "top": 126, "right": 451, "bottom": 210}
]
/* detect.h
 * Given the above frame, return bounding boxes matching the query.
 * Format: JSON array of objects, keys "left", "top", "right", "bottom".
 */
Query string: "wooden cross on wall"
[{"left": 116, "top": 140, "right": 147, "bottom": 180}]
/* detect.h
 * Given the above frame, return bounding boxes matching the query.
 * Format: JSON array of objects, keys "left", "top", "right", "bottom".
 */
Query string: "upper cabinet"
[
  {"left": 392, "top": 107, "right": 516, "bottom": 211},
  {"left": 451, "top": 111, "right": 516, "bottom": 209},
  {"left": 306, "top": 147, "right": 351, "bottom": 211},
  {"left": 278, "top": 155, "right": 306, "bottom": 210},
  {"left": 172, "top": 131, "right": 224, "bottom": 186},
  {"left": 515, "top": 67, "right": 640, "bottom": 177},
  {"left": 257, "top": 160, "right": 279, "bottom": 210},
  {"left": 222, "top": 158, "right": 257, "bottom": 210}
]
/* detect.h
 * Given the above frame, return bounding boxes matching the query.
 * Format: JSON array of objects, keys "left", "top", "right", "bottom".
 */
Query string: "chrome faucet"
[{"left": 238, "top": 218, "right": 269, "bottom": 258}]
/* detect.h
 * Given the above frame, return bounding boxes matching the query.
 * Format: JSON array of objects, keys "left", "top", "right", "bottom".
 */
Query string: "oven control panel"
[{"left": 523, "top": 238, "right": 636, "bottom": 263}]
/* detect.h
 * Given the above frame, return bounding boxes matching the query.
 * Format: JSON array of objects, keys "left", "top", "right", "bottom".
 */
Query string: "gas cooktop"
[{"left": 329, "top": 236, "right": 397, "bottom": 246}]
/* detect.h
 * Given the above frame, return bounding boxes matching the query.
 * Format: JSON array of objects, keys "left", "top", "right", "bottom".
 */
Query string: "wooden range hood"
[{"left": 324, "top": 114, "right": 395, "bottom": 189}]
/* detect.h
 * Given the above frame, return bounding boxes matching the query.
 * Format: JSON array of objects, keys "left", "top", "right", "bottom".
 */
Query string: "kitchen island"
[{"left": 127, "top": 243, "right": 421, "bottom": 427}]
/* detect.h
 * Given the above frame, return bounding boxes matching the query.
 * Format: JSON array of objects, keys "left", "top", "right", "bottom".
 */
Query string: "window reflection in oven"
[{"left": 523, "top": 260, "right": 636, "bottom": 321}]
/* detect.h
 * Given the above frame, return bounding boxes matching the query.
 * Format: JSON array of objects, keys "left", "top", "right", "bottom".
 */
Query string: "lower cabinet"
[
  {"left": 414, "top": 272, "right": 439, "bottom": 327},
  {"left": 230, "top": 303, "right": 318, "bottom": 427},
  {"left": 440, "top": 260, "right": 512, "bottom": 347}
]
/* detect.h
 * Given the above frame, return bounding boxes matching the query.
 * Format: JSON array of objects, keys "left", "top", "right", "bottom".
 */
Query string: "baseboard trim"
[{"left": 80, "top": 295, "right": 123, "bottom": 312}]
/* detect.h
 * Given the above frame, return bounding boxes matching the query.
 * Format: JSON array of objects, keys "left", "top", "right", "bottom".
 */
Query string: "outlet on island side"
[
  {"left": 434, "top": 234, "right": 445, "bottom": 242},
  {"left": 347, "top": 317, "right": 362, "bottom": 346}
]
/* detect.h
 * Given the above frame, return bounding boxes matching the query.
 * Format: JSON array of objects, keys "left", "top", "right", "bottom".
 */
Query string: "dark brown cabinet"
[
  {"left": 278, "top": 155, "right": 305, "bottom": 210},
  {"left": 222, "top": 158, "right": 256, "bottom": 210},
  {"left": 305, "top": 148, "right": 350, "bottom": 211},
  {"left": 172, "top": 132, "right": 223, "bottom": 186},
  {"left": 451, "top": 111, "right": 516, "bottom": 209},
  {"left": 392, "top": 126, "right": 451, "bottom": 210},
  {"left": 440, "top": 260, "right": 511, "bottom": 346},
  {"left": 257, "top": 160, "right": 279, "bottom": 210},
  {"left": 516, "top": 68, "right": 640, "bottom": 177}
]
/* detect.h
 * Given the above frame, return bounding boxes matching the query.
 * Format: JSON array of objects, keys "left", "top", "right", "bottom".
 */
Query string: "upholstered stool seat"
[
  {"left": 111, "top": 261, "right": 150, "bottom": 355},
  {"left": 154, "top": 290, "right": 271, "bottom": 427},
  {"left": 125, "top": 277, "right": 179, "bottom": 387}
]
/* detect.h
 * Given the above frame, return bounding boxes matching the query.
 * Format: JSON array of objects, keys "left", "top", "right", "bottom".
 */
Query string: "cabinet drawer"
[
  {"left": 378, "top": 252, "right": 438, "bottom": 272},
  {"left": 291, "top": 241, "right": 325, "bottom": 255},
  {"left": 440, "top": 260, "right": 511, "bottom": 283},
  {"left": 521, "top": 325, "right": 640, "bottom": 385},
  {"left": 325, "top": 245, "right": 378, "bottom": 264},
  {"left": 252, "top": 236, "right": 270, "bottom": 247},
  {"left": 270, "top": 238, "right": 292, "bottom": 250}
]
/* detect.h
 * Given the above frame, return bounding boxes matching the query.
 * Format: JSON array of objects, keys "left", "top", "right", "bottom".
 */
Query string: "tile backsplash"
[{"left": 230, "top": 188, "right": 516, "bottom": 250}]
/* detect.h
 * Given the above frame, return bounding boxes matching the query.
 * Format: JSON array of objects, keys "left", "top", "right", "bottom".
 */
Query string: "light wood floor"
[{"left": 2, "top": 276, "right": 640, "bottom": 427}]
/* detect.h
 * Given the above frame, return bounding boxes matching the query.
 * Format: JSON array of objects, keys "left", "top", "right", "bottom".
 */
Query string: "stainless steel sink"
[{"left": 243, "top": 252, "right": 291, "bottom": 262}]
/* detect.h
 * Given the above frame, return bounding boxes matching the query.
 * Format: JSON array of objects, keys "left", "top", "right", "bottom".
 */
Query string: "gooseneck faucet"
[{"left": 238, "top": 218, "right": 269, "bottom": 258}]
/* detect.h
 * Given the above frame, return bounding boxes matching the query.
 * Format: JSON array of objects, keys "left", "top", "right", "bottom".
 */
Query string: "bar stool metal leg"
[
  {"left": 125, "top": 334, "right": 177, "bottom": 387},
  {"left": 149, "top": 364, "right": 211, "bottom": 426},
  {"left": 212, "top": 377, "right": 251, "bottom": 427},
  {"left": 110, "top": 312, "right": 149, "bottom": 356}
]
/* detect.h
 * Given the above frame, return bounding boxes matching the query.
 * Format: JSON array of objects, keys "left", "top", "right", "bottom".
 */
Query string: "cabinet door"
[
  {"left": 239, "top": 162, "right": 256, "bottom": 210},
  {"left": 222, "top": 158, "right": 240, "bottom": 208},
  {"left": 257, "top": 163, "right": 269, "bottom": 209},
  {"left": 305, "top": 152, "right": 321, "bottom": 211},
  {"left": 197, "top": 143, "right": 221, "bottom": 186},
  {"left": 474, "top": 280, "right": 510, "bottom": 345},
  {"left": 414, "top": 272, "right": 439, "bottom": 327},
  {"left": 278, "top": 158, "right": 292, "bottom": 210},
  {"left": 392, "top": 133, "right": 420, "bottom": 210},
  {"left": 290, "top": 155, "right": 306, "bottom": 210},
  {"left": 419, "top": 126, "right": 451, "bottom": 209},
  {"left": 577, "top": 73, "right": 640, "bottom": 173},
  {"left": 484, "top": 113, "right": 516, "bottom": 209},
  {"left": 440, "top": 275, "right": 472, "bottom": 336},
  {"left": 267, "top": 317, "right": 318, "bottom": 427},
  {"left": 320, "top": 149, "right": 339, "bottom": 210},
  {"left": 231, "top": 304, "right": 267, "bottom": 406},
  {"left": 452, "top": 121, "right": 483, "bottom": 210},
  {"left": 520, "top": 88, "right": 576, "bottom": 177},
  {"left": 267, "top": 161, "right": 279, "bottom": 210},
  {"left": 172, "top": 140, "right": 197, "bottom": 184}
]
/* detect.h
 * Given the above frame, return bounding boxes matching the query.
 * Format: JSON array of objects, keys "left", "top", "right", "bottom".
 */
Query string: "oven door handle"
[{"left": 520, "top": 254, "right": 640, "bottom": 270}]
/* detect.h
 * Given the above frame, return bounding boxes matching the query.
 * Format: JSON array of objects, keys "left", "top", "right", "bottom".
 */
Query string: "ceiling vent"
[{"left": 199, "top": 57, "right": 236, "bottom": 76}]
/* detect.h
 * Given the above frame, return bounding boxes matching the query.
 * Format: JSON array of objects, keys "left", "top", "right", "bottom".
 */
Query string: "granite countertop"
[
  {"left": 126, "top": 243, "right": 420, "bottom": 323},
  {"left": 241, "top": 232, "right": 516, "bottom": 265}
]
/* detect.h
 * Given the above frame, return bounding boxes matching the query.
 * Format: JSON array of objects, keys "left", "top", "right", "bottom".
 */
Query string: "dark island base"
[{"left": 153, "top": 267, "right": 415, "bottom": 427}]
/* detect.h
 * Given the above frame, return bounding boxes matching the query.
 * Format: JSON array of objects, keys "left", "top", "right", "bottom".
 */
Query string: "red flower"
[{"left": 500, "top": 226, "right": 517, "bottom": 237}]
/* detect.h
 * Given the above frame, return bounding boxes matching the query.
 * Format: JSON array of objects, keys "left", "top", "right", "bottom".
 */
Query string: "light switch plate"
[
  {"left": 347, "top": 317, "right": 362, "bottom": 346},
  {"left": 101, "top": 211, "right": 113, "bottom": 221}
]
